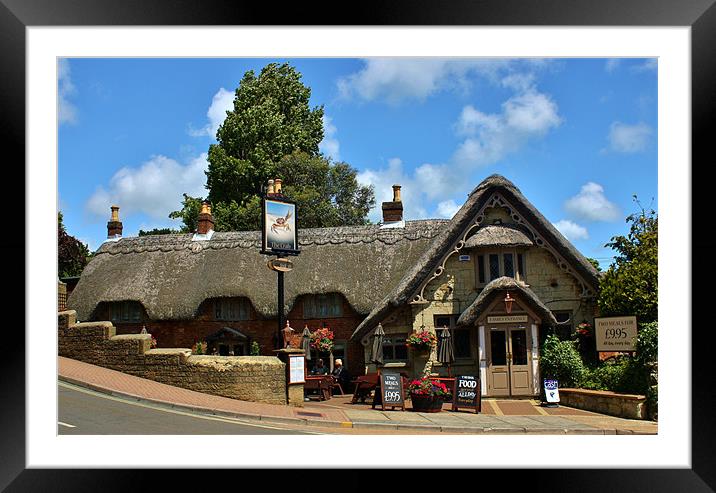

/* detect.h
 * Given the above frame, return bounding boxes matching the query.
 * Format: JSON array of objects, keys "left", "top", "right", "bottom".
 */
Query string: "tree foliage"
[
  {"left": 58, "top": 211, "right": 90, "bottom": 278},
  {"left": 138, "top": 228, "right": 180, "bottom": 236},
  {"left": 170, "top": 63, "right": 374, "bottom": 233},
  {"left": 206, "top": 62, "right": 325, "bottom": 208},
  {"left": 598, "top": 197, "right": 658, "bottom": 323}
]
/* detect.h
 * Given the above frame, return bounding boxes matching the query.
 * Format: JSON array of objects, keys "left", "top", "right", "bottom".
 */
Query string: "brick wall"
[
  {"left": 104, "top": 293, "right": 367, "bottom": 382},
  {"left": 59, "top": 310, "right": 287, "bottom": 405}
]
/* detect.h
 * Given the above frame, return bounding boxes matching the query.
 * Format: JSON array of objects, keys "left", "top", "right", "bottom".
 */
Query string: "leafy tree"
[
  {"left": 586, "top": 257, "right": 602, "bottom": 272},
  {"left": 168, "top": 194, "right": 204, "bottom": 233},
  {"left": 206, "top": 62, "right": 324, "bottom": 208},
  {"left": 598, "top": 197, "right": 658, "bottom": 323},
  {"left": 58, "top": 212, "right": 90, "bottom": 277},
  {"left": 211, "top": 152, "right": 375, "bottom": 231},
  {"left": 170, "top": 63, "right": 375, "bottom": 232},
  {"left": 138, "top": 228, "right": 180, "bottom": 236}
]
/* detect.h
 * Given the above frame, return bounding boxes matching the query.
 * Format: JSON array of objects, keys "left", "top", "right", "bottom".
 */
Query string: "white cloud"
[
  {"left": 58, "top": 58, "right": 78, "bottom": 125},
  {"left": 357, "top": 72, "right": 561, "bottom": 219},
  {"left": 319, "top": 115, "right": 340, "bottom": 161},
  {"left": 337, "top": 59, "right": 513, "bottom": 105},
  {"left": 607, "top": 121, "right": 652, "bottom": 153},
  {"left": 631, "top": 59, "right": 657, "bottom": 72},
  {"left": 451, "top": 86, "right": 561, "bottom": 172},
  {"left": 605, "top": 59, "right": 621, "bottom": 73},
  {"left": 564, "top": 182, "right": 620, "bottom": 222},
  {"left": 436, "top": 200, "right": 461, "bottom": 219},
  {"left": 188, "top": 88, "right": 234, "bottom": 138},
  {"left": 86, "top": 153, "right": 208, "bottom": 220},
  {"left": 553, "top": 220, "right": 589, "bottom": 241}
]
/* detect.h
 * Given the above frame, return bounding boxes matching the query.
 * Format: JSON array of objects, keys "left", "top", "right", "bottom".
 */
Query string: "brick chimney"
[
  {"left": 107, "top": 205, "right": 123, "bottom": 238},
  {"left": 197, "top": 201, "right": 214, "bottom": 235},
  {"left": 381, "top": 185, "right": 403, "bottom": 223}
]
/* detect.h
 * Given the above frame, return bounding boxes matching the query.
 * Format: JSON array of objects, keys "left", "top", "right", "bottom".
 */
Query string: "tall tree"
[
  {"left": 58, "top": 212, "right": 90, "bottom": 277},
  {"left": 212, "top": 152, "right": 375, "bottom": 231},
  {"left": 171, "top": 62, "right": 375, "bottom": 232},
  {"left": 598, "top": 197, "right": 658, "bottom": 323},
  {"left": 206, "top": 62, "right": 325, "bottom": 208}
]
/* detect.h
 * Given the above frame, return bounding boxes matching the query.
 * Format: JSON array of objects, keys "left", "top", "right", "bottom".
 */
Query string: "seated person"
[
  {"left": 311, "top": 358, "right": 328, "bottom": 375},
  {"left": 331, "top": 358, "right": 351, "bottom": 391}
]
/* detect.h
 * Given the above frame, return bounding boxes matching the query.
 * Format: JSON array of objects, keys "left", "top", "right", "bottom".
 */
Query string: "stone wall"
[
  {"left": 558, "top": 388, "right": 648, "bottom": 420},
  {"left": 58, "top": 310, "right": 287, "bottom": 405}
]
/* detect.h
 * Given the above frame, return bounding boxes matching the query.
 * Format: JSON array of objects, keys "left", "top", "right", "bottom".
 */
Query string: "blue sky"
[{"left": 58, "top": 57, "right": 657, "bottom": 270}]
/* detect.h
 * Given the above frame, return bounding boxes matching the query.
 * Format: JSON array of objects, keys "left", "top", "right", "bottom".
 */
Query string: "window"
[
  {"left": 303, "top": 293, "right": 343, "bottom": 319},
  {"left": 382, "top": 336, "right": 408, "bottom": 362},
  {"left": 434, "top": 315, "right": 473, "bottom": 360},
  {"left": 108, "top": 301, "right": 143, "bottom": 323},
  {"left": 214, "top": 298, "right": 250, "bottom": 321},
  {"left": 476, "top": 250, "right": 527, "bottom": 286}
]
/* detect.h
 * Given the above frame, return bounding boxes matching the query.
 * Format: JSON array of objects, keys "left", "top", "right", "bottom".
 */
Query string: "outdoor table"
[{"left": 304, "top": 375, "right": 332, "bottom": 401}]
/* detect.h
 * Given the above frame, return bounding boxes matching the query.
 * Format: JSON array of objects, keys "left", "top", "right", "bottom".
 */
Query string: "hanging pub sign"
[
  {"left": 372, "top": 372, "right": 405, "bottom": 411},
  {"left": 595, "top": 316, "right": 638, "bottom": 352},
  {"left": 261, "top": 196, "right": 300, "bottom": 256},
  {"left": 452, "top": 375, "right": 481, "bottom": 413}
]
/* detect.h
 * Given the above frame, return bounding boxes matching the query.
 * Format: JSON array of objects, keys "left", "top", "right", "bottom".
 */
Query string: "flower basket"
[
  {"left": 407, "top": 377, "right": 451, "bottom": 413},
  {"left": 405, "top": 330, "right": 437, "bottom": 353},
  {"left": 409, "top": 393, "right": 444, "bottom": 413}
]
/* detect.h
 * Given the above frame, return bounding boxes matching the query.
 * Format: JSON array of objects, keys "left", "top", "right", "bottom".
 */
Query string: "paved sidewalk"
[{"left": 58, "top": 357, "right": 657, "bottom": 435}]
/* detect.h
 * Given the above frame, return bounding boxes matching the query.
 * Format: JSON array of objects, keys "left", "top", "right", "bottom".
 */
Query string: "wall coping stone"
[
  {"left": 146, "top": 348, "right": 192, "bottom": 356},
  {"left": 74, "top": 321, "right": 114, "bottom": 329},
  {"left": 112, "top": 334, "right": 152, "bottom": 341},
  {"left": 560, "top": 388, "right": 646, "bottom": 401}
]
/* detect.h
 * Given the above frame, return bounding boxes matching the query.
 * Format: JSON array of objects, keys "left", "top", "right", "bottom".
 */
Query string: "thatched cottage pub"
[{"left": 68, "top": 174, "right": 600, "bottom": 397}]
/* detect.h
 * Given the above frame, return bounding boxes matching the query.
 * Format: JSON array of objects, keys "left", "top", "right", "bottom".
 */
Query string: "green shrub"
[
  {"left": 250, "top": 341, "right": 260, "bottom": 356},
  {"left": 539, "top": 335, "right": 585, "bottom": 387}
]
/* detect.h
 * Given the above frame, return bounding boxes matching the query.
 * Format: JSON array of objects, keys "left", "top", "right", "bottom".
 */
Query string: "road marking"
[
  {"left": 534, "top": 404, "right": 550, "bottom": 416},
  {"left": 58, "top": 381, "right": 324, "bottom": 434},
  {"left": 58, "top": 421, "right": 76, "bottom": 428}
]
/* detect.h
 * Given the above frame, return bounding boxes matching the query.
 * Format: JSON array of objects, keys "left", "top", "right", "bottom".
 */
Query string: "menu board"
[
  {"left": 288, "top": 354, "right": 305, "bottom": 384},
  {"left": 452, "top": 375, "right": 481, "bottom": 413},
  {"left": 372, "top": 372, "right": 405, "bottom": 411}
]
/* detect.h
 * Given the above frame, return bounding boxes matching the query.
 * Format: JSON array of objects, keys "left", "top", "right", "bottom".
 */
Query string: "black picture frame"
[{"left": 4, "top": 0, "right": 713, "bottom": 489}]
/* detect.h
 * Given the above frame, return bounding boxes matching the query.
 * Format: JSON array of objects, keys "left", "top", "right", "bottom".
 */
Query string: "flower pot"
[{"left": 410, "top": 393, "right": 443, "bottom": 413}]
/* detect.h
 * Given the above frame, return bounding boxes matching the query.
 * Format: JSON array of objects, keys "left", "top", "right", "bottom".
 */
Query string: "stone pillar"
[{"left": 274, "top": 348, "right": 306, "bottom": 407}]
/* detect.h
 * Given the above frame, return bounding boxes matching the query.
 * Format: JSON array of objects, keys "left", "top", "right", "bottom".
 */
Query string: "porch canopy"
[{"left": 457, "top": 277, "right": 557, "bottom": 327}]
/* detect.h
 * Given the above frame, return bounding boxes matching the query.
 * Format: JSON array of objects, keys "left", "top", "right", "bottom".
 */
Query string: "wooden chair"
[{"left": 329, "top": 375, "right": 345, "bottom": 396}]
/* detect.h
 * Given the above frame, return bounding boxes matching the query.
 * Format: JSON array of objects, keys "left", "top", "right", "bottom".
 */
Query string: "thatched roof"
[
  {"left": 68, "top": 220, "right": 448, "bottom": 322},
  {"left": 464, "top": 223, "right": 534, "bottom": 248},
  {"left": 349, "top": 174, "right": 600, "bottom": 341},
  {"left": 457, "top": 277, "right": 557, "bottom": 326}
]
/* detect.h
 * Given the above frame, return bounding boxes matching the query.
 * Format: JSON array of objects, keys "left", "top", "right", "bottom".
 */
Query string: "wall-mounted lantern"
[{"left": 504, "top": 292, "right": 515, "bottom": 314}]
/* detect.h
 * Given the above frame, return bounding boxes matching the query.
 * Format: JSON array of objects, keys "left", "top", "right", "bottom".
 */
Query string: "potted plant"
[
  {"left": 407, "top": 377, "right": 451, "bottom": 413},
  {"left": 405, "top": 329, "right": 437, "bottom": 353},
  {"left": 310, "top": 327, "right": 334, "bottom": 354}
]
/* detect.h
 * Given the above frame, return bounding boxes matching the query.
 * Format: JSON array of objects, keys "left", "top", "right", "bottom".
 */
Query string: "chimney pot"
[
  {"left": 197, "top": 200, "right": 214, "bottom": 235},
  {"left": 107, "top": 206, "right": 123, "bottom": 238},
  {"left": 274, "top": 178, "right": 283, "bottom": 194},
  {"left": 267, "top": 179, "right": 275, "bottom": 195},
  {"left": 381, "top": 184, "right": 404, "bottom": 223}
]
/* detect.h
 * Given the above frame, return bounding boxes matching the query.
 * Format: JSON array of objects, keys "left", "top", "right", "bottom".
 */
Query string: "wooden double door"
[{"left": 487, "top": 325, "right": 532, "bottom": 396}]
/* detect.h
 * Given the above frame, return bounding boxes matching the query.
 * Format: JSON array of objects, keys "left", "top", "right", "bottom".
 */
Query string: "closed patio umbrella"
[
  {"left": 301, "top": 326, "right": 312, "bottom": 361},
  {"left": 437, "top": 327, "right": 455, "bottom": 376},
  {"left": 370, "top": 323, "right": 385, "bottom": 367}
]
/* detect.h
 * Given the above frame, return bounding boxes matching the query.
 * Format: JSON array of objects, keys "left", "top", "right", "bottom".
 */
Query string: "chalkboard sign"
[
  {"left": 372, "top": 372, "right": 405, "bottom": 411},
  {"left": 451, "top": 375, "right": 481, "bottom": 413}
]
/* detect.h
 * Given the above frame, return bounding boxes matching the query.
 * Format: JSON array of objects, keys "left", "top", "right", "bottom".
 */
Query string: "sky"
[{"left": 58, "top": 57, "right": 657, "bottom": 270}]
